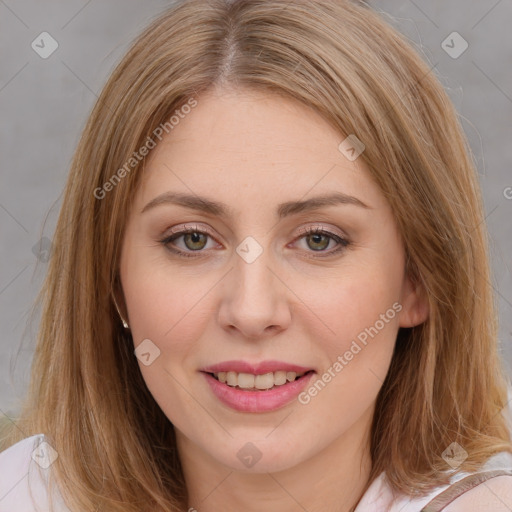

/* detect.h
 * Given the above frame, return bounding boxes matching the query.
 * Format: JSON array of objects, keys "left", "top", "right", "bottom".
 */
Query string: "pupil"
[
  {"left": 309, "top": 233, "right": 328, "bottom": 251},
  {"left": 185, "top": 232, "right": 206, "bottom": 250}
]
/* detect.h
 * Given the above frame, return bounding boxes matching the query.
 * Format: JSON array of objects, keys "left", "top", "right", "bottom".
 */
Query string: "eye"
[
  {"left": 159, "top": 223, "right": 350, "bottom": 259},
  {"left": 292, "top": 225, "right": 350, "bottom": 257},
  {"left": 159, "top": 224, "right": 218, "bottom": 258}
]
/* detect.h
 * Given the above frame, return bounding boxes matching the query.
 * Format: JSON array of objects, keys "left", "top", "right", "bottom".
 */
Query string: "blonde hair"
[{"left": 3, "top": 0, "right": 511, "bottom": 510}]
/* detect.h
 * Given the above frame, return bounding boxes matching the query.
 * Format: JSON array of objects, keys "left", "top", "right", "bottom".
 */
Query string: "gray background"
[{"left": 0, "top": 0, "right": 511, "bottom": 418}]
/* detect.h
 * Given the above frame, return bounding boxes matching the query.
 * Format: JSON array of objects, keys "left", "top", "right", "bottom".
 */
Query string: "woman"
[{"left": 1, "top": 0, "right": 511, "bottom": 511}]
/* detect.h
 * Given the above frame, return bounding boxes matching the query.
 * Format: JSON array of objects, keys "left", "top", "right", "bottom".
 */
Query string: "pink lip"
[
  {"left": 202, "top": 362, "right": 315, "bottom": 412},
  {"left": 201, "top": 360, "right": 313, "bottom": 374}
]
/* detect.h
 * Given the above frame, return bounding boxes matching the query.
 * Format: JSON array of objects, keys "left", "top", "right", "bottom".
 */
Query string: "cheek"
[
  {"left": 295, "top": 272, "right": 400, "bottom": 421},
  {"left": 293, "top": 262, "right": 403, "bottom": 413},
  {"left": 121, "top": 251, "right": 214, "bottom": 354},
  {"left": 121, "top": 262, "right": 217, "bottom": 427},
  {"left": 298, "top": 262, "right": 402, "bottom": 347}
]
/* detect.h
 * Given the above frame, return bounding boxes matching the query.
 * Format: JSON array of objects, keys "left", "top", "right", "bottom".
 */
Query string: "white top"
[{"left": 1, "top": 434, "right": 512, "bottom": 511}]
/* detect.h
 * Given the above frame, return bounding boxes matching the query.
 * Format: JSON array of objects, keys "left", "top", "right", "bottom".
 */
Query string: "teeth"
[
  {"left": 255, "top": 373, "right": 274, "bottom": 390},
  {"left": 238, "top": 373, "right": 255, "bottom": 388},
  {"left": 226, "top": 371, "right": 237, "bottom": 386},
  {"left": 274, "top": 370, "right": 287, "bottom": 386},
  {"left": 214, "top": 370, "right": 307, "bottom": 390}
]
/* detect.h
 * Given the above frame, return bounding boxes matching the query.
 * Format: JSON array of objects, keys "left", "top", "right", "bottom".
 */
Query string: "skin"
[{"left": 118, "top": 86, "right": 429, "bottom": 512}]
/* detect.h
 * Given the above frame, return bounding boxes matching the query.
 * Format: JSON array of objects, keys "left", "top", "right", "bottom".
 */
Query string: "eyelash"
[{"left": 158, "top": 224, "right": 350, "bottom": 259}]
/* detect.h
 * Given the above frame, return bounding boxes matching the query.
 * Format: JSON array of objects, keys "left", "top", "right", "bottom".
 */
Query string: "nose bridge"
[
  {"left": 233, "top": 235, "right": 277, "bottom": 305},
  {"left": 218, "top": 234, "right": 291, "bottom": 337}
]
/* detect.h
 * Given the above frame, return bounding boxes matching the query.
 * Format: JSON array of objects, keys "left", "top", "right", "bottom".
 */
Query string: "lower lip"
[{"left": 202, "top": 371, "right": 315, "bottom": 412}]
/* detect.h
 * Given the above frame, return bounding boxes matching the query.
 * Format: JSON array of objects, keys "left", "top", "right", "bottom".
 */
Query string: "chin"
[{"left": 206, "top": 435, "right": 310, "bottom": 473}]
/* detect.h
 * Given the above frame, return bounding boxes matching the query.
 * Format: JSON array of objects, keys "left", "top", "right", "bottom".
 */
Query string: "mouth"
[
  {"left": 206, "top": 370, "right": 314, "bottom": 391},
  {"left": 200, "top": 362, "right": 316, "bottom": 412}
]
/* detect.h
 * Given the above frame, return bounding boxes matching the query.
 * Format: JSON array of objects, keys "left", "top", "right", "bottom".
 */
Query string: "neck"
[{"left": 177, "top": 405, "right": 374, "bottom": 512}]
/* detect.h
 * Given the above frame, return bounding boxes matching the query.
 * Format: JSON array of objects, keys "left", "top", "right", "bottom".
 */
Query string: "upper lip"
[{"left": 201, "top": 360, "right": 314, "bottom": 375}]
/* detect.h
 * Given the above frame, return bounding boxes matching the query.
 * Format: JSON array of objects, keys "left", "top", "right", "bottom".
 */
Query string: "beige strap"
[{"left": 421, "top": 469, "right": 512, "bottom": 511}]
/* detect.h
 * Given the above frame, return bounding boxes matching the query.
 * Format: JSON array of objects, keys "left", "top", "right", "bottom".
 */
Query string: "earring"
[{"left": 112, "top": 294, "right": 129, "bottom": 329}]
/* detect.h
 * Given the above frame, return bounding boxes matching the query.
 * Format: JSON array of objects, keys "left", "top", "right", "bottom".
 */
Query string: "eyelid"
[
  {"left": 295, "top": 223, "right": 347, "bottom": 240},
  {"left": 165, "top": 222, "right": 216, "bottom": 237},
  {"left": 163, "top": 222, "right": 347, "bottom": 241}
]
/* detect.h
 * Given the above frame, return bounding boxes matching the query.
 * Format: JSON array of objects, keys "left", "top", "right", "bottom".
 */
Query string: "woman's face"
[{"left": 119, "top": 87, "right": 427, "bottom": 473}]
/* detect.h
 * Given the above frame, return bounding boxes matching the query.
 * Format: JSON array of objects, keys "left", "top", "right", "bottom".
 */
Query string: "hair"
[{"left": 2, "top": 0, "right": 511, "bottom": 510}]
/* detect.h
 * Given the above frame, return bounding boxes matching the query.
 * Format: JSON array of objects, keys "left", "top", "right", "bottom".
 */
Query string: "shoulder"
[
  {"left": 0, "top": 433, "right": 58, "bottom": 512},
  {"left": 367, "top": 451, "right": 512, "bottom": 512},
  {"left": 442, "top": 475, "right": 512, "bottom": 512}
]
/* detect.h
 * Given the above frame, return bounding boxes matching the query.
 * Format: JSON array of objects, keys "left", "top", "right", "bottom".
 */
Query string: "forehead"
[{"left": 135, "top": 87, "right": 387, "bottom": 215}]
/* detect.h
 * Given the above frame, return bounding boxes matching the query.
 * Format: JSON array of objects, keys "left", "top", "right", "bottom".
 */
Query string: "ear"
[
  {"left": 398, "top": 267, "right": 429, "bottom": 328},
  {"left": 112, "top": 277, "right": 129, "bottom": 326}
]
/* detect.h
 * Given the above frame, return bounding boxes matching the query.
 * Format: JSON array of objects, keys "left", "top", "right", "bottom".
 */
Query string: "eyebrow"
[{"left": 141, "top": 191, "right": 370, "bottom": 218}]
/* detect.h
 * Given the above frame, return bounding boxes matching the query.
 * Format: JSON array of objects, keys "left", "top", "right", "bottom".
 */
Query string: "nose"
[{"left": 217, "top": 244, "right": 292, "bottom": 340}]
